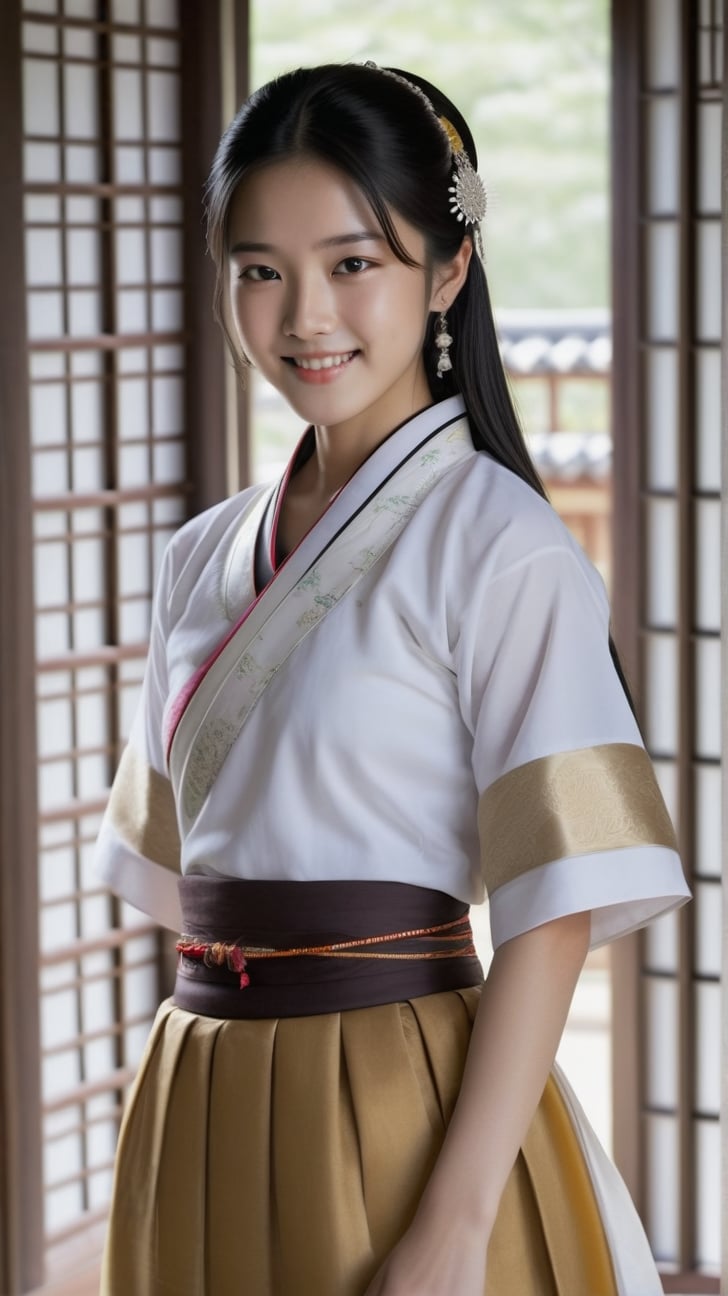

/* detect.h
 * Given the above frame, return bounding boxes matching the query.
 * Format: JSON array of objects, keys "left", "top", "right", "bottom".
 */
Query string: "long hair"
[{"left": 205, "top": 63, "right": 636, "bottom": 714}]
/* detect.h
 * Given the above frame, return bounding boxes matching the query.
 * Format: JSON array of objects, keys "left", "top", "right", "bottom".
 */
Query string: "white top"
[{"left": 95, "top": 395, "right": 689, "bottom": 948}]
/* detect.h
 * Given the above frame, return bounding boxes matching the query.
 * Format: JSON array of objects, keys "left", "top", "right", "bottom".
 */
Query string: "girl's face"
[{"left": 226, "top": 157, "right": 446, "bottom": 442}]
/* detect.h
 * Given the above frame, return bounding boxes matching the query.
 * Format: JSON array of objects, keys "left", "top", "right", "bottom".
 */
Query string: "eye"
[
  {"left": 334, "top": 257, "right": 373, "bottom": 275},
  {"left": 237, "top": 265, "right": 280, "bottom": 282}
]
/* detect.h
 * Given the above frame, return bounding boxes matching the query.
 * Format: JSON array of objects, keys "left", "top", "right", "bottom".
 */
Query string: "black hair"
[
  {"left": 206, "top": 63, "right": 544, "bottom": 490},
  {"left": 205, "top": 62, "right": 636, "bottom": 715}
]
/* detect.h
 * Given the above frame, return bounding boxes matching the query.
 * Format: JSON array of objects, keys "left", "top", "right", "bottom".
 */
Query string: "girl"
[{"left": 96, "top": 63, "right": 690, "bottom": 1295}]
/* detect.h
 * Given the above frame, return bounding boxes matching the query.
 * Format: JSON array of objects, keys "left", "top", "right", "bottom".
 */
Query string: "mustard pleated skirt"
[{"left": 100, "top": 986, "right": 662, "bottom": 1295}]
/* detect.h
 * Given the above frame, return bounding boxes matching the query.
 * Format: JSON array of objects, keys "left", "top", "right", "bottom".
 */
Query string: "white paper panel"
[
  {"left": 645, "top": 0, "right": 680, "bottom": 88},
  {"left": 695, "top": 763, "right": 722, "bottom": 879},
  {"left": 644, "top": 633, "right": 678, "bottom": 754},
  {"left": 25, "top": 229, "right": 63, "bottom": 288},
  {"left": 66, "top": 229, "right": 101, "bottom": 288},
  {"left": 148, "top": 147, "right": 182, "bottom": 184},
  {"left": 70, "top": 350, "right": 102, "bottom": 377},
  {"left": 27, "top": 290, "right": 64, "bottom": 342},
  {"left": 644, "top": 907, "right": 679, "bottom": 975},
  {"left": 24, "top": 142, "right": 61, "bottom": 183},
  {"left": 644, "top": 347, "right": 678, "bottom": 491},
  {"left": 64, "top": 0, "right": 96, "bottom": 16},
  {"left": 40, "top": 847, "right": 75, "bottom": 902},
  {"left": 37, "top": 698, "right": 73, "bottom": 757},
  {"left": 645, "top": 497, "right": 678, "bottom": 628},
  {"left": 68, "top": 290, "right": 102, "bottom": 337},
  {"left": 694, "top": 637, "right": 722, "bottom": 760},
  {"left": 25, "top": 194, "right": 61, "bottom": 222},
  {"left": 116, "top": 228, "right": 148, "bottom": 286},
  {"left": 31, "top": 384, "right": 67, "bottom": 447},
  {"left": 153, "top": 375, "right": 183, "bottom": 434},
  {"left": 697, "top": 101, "right": 722, "bottom": 215},
  {"left": 151, "top": 288, "right": 183, "bottom": 330},
  {"left": 113, "top": 34, "right": 142, "bottom": 62},
  {"left": 70, "top": 533, "right": 104, "bottom": 603},
  {"left": 72, "top": 446, "right": 104, "bottom": 492},
  {"left": 645, "top": 976, "right": 679, "bottom": 1110},
  {"left": 117, "top": 533, "right": 151, "bottom": 598},
  {"left": 695, "top": 499, "right": 721, "bottom": 633},
  {"left": 115, "top": 146, "right": 146, "bottom": 184},
  {"left": 117, "top": 289, "right": 148, "bottom": 333},
  {"left": 62, "top": 26, "right": 95, "bottom": 59},
  {"left": 118, "top": 347, "right": 147, "bottom": 374},
  {"left": 694, "top": 981, "right": 720, "bottom": 1116},
  {"left": 118, "top": 378, "right": 150, "bottom": 437},
  {"left": 645, "top": 1113, "right": 679, "bottom": 1262},
  {"left": 112, "top": 0, "right": 140, "bottom": 20},
  {"left": 150, "top": 196, "right": 183, "bottom": 223},
  {"left": 695, "top": 348, "right": 721, "bottom": 493},
  {"left": 646, "top": 221, "right": 679, "bottom": 342},
  {"left": 146, "top": 0, "right": 179, "bottom": 28},
  {"left": 35, "top": 611, "right": 70, "bottom": 661},
  {"left": 63, "top": 63, "right": 98, "bottom": 140},
  {"left": 696, "top": 220, "right": 721, "bottom": 343},
  {"left": 652, "top": 758, "right": 678, "bottom": 824},
  {"left": 646, "top": 96, "right": 679, "bottom": 216},
  {"left": 65, "top": 196, "right": 99, "bottom": 224},
  {"left": 147, "top": 37, "right": 180, "bottom": 67},
  {"left": 70, "top": 382, "right": 104, "bottom": 443},
  {"left": 153, "top": 441, "right": 185, "bottom": 483},
  {"left": 113, "top": 69, "right": 144, "bottom": 140},
  {"left": 23, "top": 58, "right": 60, "bottom": 136},
  {"left": 115, "top": 196, "right": 145, "bottom": 222},
  {"left": 147, "top": 71, "right": 180, "bottom": 141},
  {"left": 695, "top": 1119, "right": 721, "bottom": 1269},
  {"left": 23, "top": 20, "right": 59, "bottom": 54},
  {"left": 64, "top": 145, "right": 101, "bottom": 183},
  {"left": 73, "top": 607, "right": 105, "bottom": 650},
  {"left": 694, "top": 882, "right": 721, "bottom": 981},
  {"left": 34, "top": 543, "right": 68, "bottom": 610}
]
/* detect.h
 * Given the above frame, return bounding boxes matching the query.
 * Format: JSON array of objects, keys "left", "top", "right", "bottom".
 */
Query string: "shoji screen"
[
  {"left": 612, "top": 0, "right": 722, "bottom": 1285},
  {"left": 21, "top": 0, "right": 189, "bottom": 1269}
]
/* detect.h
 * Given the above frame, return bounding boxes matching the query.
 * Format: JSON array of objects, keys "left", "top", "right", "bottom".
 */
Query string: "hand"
[{"left": 362, "top": 1203, "right": 489, "bottom": 1296}]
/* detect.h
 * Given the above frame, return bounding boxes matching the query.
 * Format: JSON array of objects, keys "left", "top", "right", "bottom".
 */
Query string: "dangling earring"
[{"left": 435, "top": 311, "right": 453, "bottom": 378}]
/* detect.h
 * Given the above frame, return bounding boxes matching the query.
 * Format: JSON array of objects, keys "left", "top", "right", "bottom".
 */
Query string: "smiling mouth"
[{"left": 284, "top": 351, "right": 358, "bottom": 371}]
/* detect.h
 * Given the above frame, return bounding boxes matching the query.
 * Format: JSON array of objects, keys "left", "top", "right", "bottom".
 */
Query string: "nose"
[{"left": 282, "top": 273, "right": 336, "bottom": 340}]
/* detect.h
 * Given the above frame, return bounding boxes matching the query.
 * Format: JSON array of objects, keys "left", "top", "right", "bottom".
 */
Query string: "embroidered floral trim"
[{"left": 173, "top": 418, "right": 473, "bottom": 828}]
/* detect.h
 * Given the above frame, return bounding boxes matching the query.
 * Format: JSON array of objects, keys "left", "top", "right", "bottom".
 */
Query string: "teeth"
[{"left": 293, "top": 352, "right": 355, "bottom": 371}]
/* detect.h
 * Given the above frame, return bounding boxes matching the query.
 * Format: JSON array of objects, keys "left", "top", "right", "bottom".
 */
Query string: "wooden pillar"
[{"left": 0, "top": 1, "right": 44, "bottom": 1290}]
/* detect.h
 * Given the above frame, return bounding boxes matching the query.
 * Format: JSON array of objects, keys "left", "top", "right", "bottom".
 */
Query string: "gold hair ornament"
[{"left": 364, "top": 63, "right": 486, "bottom": 258}]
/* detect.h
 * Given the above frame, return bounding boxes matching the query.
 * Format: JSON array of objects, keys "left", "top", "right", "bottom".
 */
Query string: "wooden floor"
[{"left": 29, "top": 1264, "right": 100, "bottom": 1296}]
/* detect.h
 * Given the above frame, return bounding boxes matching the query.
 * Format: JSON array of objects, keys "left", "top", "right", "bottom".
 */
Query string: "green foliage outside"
[{"left": 251, "top": 0, "right": 610, "bottom": 311}]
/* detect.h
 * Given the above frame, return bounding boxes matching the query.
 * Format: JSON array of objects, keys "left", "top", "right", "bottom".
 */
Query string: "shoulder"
[
  {"left": 423, "top": 446, "right": 609, "bottom": 617},
  {"left": 156, "top": 483, "right": 269, "bottom": 607}
]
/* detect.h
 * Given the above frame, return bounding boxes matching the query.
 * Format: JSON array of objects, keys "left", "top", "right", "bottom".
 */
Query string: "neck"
[{"left": 305, "top": 378, "right": 435, "bottom": 499}]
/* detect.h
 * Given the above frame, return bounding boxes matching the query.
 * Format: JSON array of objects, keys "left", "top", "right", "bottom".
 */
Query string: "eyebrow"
[{"left": 228, "top": 231, "right": 387, "bottom": 255}]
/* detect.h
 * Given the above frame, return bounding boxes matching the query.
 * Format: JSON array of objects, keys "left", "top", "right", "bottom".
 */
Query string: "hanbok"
[{"left": 96, "top": 393, "right": 689, "bottom": 1295}]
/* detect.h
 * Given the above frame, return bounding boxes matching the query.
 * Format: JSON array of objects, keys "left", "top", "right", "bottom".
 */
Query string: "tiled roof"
[
  {"left": 527, "top": 430, "right": 612, "bottom": 481},
  {"left": 497, "top": 309, "right": 612, "bottom": 480},
  {"left": 497, "top": 307, "right": 612, "bottom": 375}
]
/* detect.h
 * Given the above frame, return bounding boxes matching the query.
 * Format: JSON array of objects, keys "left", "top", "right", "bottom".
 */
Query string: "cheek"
[
  {"left": 229, "top": 288, "right": 275, "bottom": 350},
  {"left": 358, "top": 277, "right": 428, "bottom": 350}
]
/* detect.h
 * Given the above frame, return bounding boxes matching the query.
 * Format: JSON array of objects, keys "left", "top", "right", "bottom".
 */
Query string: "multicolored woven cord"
[{"left": 176, "top": 913, "right": 476, "bottom": 989}]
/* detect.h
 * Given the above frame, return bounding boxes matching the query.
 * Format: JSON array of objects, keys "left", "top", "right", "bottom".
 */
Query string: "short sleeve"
[
  {"left": 454, "top": 542, "right": 690, "bottom": 951},
  {"left": 94, "top": 540, "right": 182, "bottom": 931}
]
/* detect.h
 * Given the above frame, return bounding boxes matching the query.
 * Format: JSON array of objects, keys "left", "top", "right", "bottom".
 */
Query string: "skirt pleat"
[{"left": 100, "top": 986, "right": 657, "bottom": 1296}]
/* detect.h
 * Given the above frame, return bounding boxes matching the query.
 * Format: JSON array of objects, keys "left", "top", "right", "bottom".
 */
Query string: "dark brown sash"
[{"left": 172, "top": 876, "right": 484, "bottom": 1019}]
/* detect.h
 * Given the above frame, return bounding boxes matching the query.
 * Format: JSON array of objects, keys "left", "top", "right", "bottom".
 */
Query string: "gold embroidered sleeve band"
[
  {"left": 478, "top": 742, "right": 678, "bottom": 893},
  {"left": 107, "top": 743, "right": 181, "bottom": 873}
]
